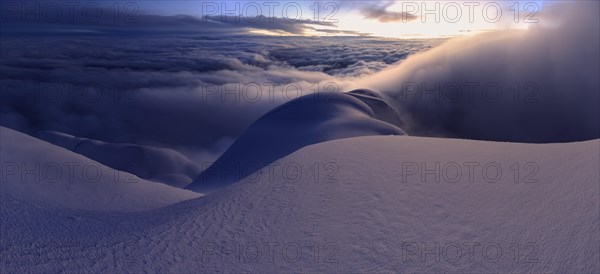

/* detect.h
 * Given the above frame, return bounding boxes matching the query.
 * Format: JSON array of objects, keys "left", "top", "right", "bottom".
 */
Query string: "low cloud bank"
[{"left": 356, "top": 1, "right": 599, "bottom": 142}]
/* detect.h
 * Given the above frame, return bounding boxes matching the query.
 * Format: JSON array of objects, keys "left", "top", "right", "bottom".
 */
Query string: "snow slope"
[
  {"left": 2, "top": 133, "right": 598, "bottom": 272},
  {"left": 0, "top": 127, "right": 201, "bottom": 212},
  {"left": 36, "top": 130, "right": 202, "bottom": 187},
  {"left": 347, "top": 88, "right": 405, "bottom": 129},
  {"left": 186, "top": 92, "right": 405, "bottom": 193}
]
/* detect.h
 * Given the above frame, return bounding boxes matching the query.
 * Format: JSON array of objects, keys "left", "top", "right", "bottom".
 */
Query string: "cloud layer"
[
  {"left": 0, "top": 35, "right": 435, "bottom": 160},
  {"left": 355, "top": 1, "right": 599, "bottom": 142},
  {"left": 1, "top": 0, "right": 597, "bottom": 170}
]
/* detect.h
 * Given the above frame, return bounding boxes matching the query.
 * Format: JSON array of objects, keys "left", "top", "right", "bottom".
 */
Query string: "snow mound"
[
  {"left": 37, "top": 131, "right": 202, "bottom": 187},
  {"left": 186, "top": 91, "right": 405, "bottom": 193},
  {"left": 0, "top": 126, "right": 201, "bottom": 212}
]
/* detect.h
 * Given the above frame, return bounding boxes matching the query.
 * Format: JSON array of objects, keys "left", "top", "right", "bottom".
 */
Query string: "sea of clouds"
[
  {"left": 0, "top": 34, "right": 439, "bottom": 161},
  {"left": 1, "top": 1, "right": 598, "bottom": 162}
]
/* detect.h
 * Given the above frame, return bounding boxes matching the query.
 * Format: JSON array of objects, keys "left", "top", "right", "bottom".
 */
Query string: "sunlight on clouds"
[
  {"left": 333, "top": 1, "right": 539, "bottom": 38},
  {"left": 248, "top": 29, "right": 291, "bottom": 36}
]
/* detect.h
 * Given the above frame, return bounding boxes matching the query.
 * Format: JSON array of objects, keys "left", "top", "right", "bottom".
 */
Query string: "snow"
[
  {"left": 186, "top": 91, "right": 406, "bottom": 193},
  {"left": 347, "top": 88, "right": 405, "bottom": 129},
  {"left": 0, "top": 127, "right": 201, "bottom": 212},
  {"left": 1, "top": 125, "right": 598, "bottom": 272},
  {"left": 36, "top": 130, "right": 202, "bottom": 187}
]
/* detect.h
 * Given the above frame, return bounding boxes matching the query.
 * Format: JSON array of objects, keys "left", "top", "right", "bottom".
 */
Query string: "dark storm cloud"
[
  {"left": 0, "top": 1, "right": 338, "bottom": 36},
  {"left": 361, "top": 5, "right": 417, "bottom": 23},
  {"left": 127, "top": 14, "right": 338, "bottom": 35}
]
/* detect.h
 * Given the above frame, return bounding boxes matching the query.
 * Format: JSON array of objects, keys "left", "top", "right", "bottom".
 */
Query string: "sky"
[
  {"left": 136, "top": 0, "right": 548, "bottom": 37},
  {"left": 1, "top": 0, "right": 548, "bottom": 38}
]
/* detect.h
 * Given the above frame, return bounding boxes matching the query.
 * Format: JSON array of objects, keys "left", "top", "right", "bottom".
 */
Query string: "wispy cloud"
[{"left": 361, "top": 5, "right": 417, "bottom": 23}]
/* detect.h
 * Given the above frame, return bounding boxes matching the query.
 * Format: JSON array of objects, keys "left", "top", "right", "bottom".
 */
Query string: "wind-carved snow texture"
[
  {"left": 185, "top": 90, "right": 406, "bottom": 193},
  {"left": 1, "top": 125, "right": 598, "bottom": 272}
]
